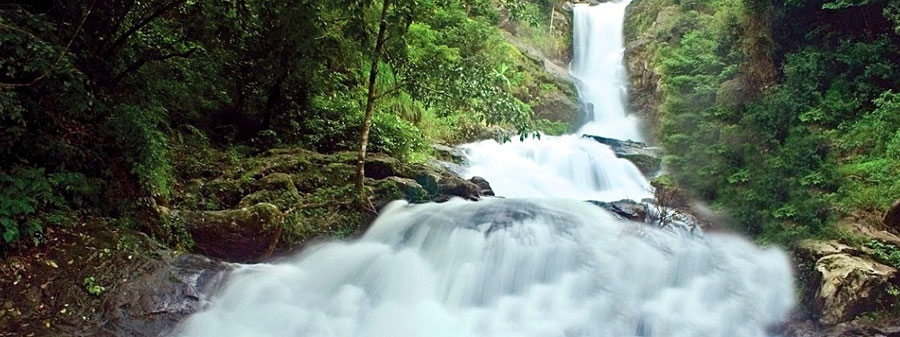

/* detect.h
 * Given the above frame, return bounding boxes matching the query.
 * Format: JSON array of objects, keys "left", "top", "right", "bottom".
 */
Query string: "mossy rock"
[
  {"left": 200, "top": 178, "right": 248, "bottom": 209},
  {"left": 372, "top": 176, "right": 429, "bottom": 209},
  {"left": 363, "top": 154, "right": 404, "bottom": 179},
  {"left": 238, "top": 173, "right": 302, "bottom": 210},
  {"left": 407, "top": 164, "right": 442, "bottom": 196},
  {"left": 166, "top": 203, "right": 284, "bottom": 263}
]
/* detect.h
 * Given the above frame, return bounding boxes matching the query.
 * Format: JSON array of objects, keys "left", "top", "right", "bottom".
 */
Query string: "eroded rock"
[
  {"left": 588, "top": 199, "right": 649, "bottom": 222},
  {"left": 812, "top": 253, "right": 898, "bottom": 325},
  {"left": 102, "top": 254, "right": 229, "bottom": 337},
  {"left": 583, "top": 134, "right": 662, "bottom": 175}
]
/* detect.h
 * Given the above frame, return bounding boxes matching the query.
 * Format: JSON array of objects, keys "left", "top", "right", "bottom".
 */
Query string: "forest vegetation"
[
  {"left": 0, "top": 0, "right": 571, "bottom": 250},
  {"left": 626, "top": 0, "right": 900, "bottom": 245}
]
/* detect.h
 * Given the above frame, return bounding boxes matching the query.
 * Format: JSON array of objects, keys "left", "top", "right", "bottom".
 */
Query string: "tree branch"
[
  {"left": 111, "top": 47, "right": 198, "bottom": 84},
  {"left": 0, "top": 0, "right": 98, "bottom": 89},
  {"left": 103, "top": 0, "right": 188, "bottom": 57}
]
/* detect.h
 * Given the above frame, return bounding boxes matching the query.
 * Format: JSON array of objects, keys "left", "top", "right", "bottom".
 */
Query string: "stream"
[{"left": 174, "top": 2, "right": 796, "bottom": 336}]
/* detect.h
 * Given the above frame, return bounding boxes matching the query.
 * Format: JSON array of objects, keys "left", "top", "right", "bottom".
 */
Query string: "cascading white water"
[
  {"left": 177, "top": 199, "right": 794, "bottom": 337},
  {"left": 175, "top": 3, "right": 796, "bottom": 337},
  {"left": 462, "top": 1, "right": 648, "bottom": 201},
  {"left": 571, "top": 2, "right": 643, "bottom": 140}
]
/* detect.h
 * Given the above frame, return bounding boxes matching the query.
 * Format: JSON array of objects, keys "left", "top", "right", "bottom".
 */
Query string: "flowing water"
[{"left": 175, "top": 2, "right": 795, "bottom": 336}]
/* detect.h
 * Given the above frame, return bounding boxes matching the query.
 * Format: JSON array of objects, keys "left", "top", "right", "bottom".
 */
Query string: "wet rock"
[
  {"left": 839, "top": 218, "right": 900, "bottom": 248},
  {"left": 781, "top": 317, "right": 900, "bottom": 337},
  {"left": 795, "top": 240, "right": 859, "bottom": 260},
  {"left": 469, "top": 176, "right": 495, "bottom": 197},
  {"left": 102, "top": 254, "right": 230, "bottom": 337},
  {"left": 438, "top": 174, "right": 483, "bottom": 201},
  {"left": 588, "top": 199, "right": 649, "bottom": 222},
  {"left": 814, "top": 254, "right": 898, "bottom": 325},
  {"left": 372, "top": 177, "right": 429, "bottom": 209},
  {"left": 582, "top": 134, "right": 662, "bottom": 175},
  {"left": 408, "top": 164, "right": 441, "bottom": 196},
  {"left": 165, "top": 203, "right": 284, "bottom": 263}
]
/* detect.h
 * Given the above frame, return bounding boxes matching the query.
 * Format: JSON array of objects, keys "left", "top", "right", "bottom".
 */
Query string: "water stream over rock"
[{"left": 174, "top": 2, "right": 796, "bottom": 336}]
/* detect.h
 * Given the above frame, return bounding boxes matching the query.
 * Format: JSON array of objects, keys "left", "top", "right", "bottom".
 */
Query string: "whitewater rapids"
[{"left": 176, "top": 199, "right": 794, "bottom": 337}]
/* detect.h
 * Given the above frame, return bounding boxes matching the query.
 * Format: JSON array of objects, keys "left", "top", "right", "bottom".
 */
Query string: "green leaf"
[
  {"left": 822, "top": 0, "right": 871, "bottom": 10},
  {"left": 3, "top": 228, "right": 18, "bottom": 243}
]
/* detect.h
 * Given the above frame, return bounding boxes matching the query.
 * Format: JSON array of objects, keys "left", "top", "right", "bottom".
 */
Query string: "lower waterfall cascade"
[{"left": 174, "top": 2, "right": 796, "bottom": 337}]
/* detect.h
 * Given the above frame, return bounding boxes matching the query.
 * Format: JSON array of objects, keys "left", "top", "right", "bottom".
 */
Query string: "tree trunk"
[
  {"left": 355, "top": 0, "right": 393, "bottom": 206},
  {"left": 261, "top": 74, "right": 285, "bottom": 131}
]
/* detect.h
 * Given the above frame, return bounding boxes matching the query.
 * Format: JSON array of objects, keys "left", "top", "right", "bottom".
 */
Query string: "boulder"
[
  {"left": 432, "top": 144, "right": 468, "bottom": 164},
  {"left": 200, "top": 178, "right": 247, "bottom": 208},
  {"left": 583, "top": 134, "right": 662, "bottom": 175},
  {"left": 588, "top": 199, "right": 649, "bottom": 222},
  {"left": 795, "top": 240, "right": 859, "bottom": 260},
  {"left": 237, "top": 173, "right": 301, "bottom": 210},
  {"left": 372, "top": 176, "right": 429, "bottom": 209},
  {"left": 533, "top": 92, "right": 579, "bottom": 126},
  {"left": 364, "top": 155, "right": 404, "bottom": 179},
  {"left": 165, "top": 203, "right": 284, "bottom": 263},
  {"left": 811, "top": 253, "right": 898, "bottom": 325},
  {"left": 102, "top": 254, "right": 230, "bottom": 337},
  {"left": 437, "top": 174, "right": 483, "bottom": 201},
  {"left": 469, "top": 176, "right": 495, "bottom": 197},
  {"left": 408, "top": 164, "right": 442, "bottom": 196},
  {"left": 884, "top": 199, "right": 900, "bottom": 233}
]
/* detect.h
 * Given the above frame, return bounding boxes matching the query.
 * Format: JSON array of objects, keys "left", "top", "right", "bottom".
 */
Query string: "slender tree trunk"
[
  {"left": 355, "top": 0, "right": 393, "bottom": 206},
  {"left": 261, "top": 74, "right": 285, "bottom": 131}
]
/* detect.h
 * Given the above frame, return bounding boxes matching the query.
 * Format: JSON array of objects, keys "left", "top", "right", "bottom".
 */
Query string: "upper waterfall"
[
  {"left": 571, "top": 2, "right": 643, "bottom": 141},
  {"left": 462, "top": 1, "right": 650, "bottom": 201}
]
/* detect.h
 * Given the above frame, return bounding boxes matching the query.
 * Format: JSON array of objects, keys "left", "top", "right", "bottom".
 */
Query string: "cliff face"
[
  {"left": 497, "top": 1, "right": 581, "bottom": 130},
  {"left": 622, "top": 0, "right": 673, "bottom": 141}
]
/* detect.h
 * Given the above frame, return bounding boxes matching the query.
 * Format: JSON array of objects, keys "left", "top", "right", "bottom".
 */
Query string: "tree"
[{"left": 355, "top": 0, "right": 393, "bottom": 208}]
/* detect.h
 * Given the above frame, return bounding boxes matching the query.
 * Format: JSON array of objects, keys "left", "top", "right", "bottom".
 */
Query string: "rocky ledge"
[
  {"left": 782, "top": 216, "right": 900, "bottom": 337},
  {"left": 583, "top": 134, "right": 662, "bottom": 175}
]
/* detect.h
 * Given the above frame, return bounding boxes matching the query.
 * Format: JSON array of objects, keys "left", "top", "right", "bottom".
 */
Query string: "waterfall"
[
  {"left": 175, "top": 3, "right": 795, "bottom": 337},
  {"left": 462, "top": 1, "right": 649, "bottom": 202},
  {"left": 571, "top": 2, "right": 643, "bottom": 140}
]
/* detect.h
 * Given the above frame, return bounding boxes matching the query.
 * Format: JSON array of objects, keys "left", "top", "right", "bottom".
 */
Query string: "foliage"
[
  {"left": 0, "top": 168, "right": 55, "bottom": 244},
  {"left": 83, "top": 276, "right": 105, "bottom": 296},
  {"left": 866, "top": 240, "right": 900, "bottom": 269},
  {"left": 0, "top": 0, "right": 562, "bottom": 247},
  {"left": 639, "top": 0, "right": 900, "bottom": 243}
]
